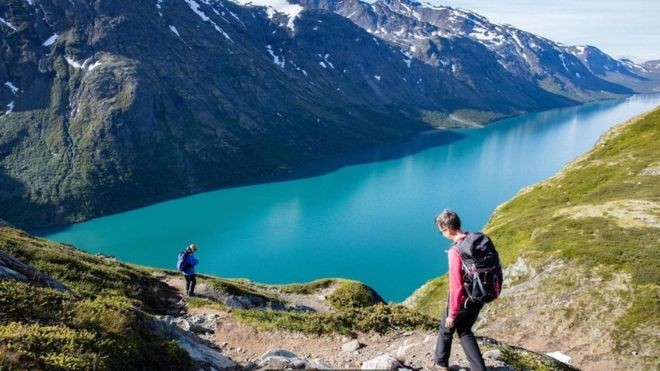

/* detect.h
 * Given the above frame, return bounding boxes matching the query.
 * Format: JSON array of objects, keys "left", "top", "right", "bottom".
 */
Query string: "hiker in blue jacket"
[{"left": 178, "top": 244, "right": 200, "bottom": 297}]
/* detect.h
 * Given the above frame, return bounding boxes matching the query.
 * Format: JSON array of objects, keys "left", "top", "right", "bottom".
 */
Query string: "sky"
[{"left": 428, "top": 0, "right": 660, "bottom": 62}]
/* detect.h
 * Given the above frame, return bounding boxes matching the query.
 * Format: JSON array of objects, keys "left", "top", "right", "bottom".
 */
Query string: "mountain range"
[{"left": 1, "top": 0, "right": 658, "bottom": 228}]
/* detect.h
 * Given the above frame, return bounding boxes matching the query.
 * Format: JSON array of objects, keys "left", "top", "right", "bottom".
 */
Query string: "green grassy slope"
[
  {"left": 407, "top": 107, "right": 660, "bottom": 367},
  {"left": 0, "top": 228, "right": 193, "bottom": 370}
]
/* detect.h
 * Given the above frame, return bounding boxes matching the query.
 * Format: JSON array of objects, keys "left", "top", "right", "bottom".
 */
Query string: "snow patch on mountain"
[
  {"left": 318, "top": 54, "right": 334, "bottom": 69},
  {"left": 4, "top": 81, "right": 19, "bottom": 95},
  {"left": 0, "top": 16, "right": 16, "bottom": 30},
  {"left": 289, "top": 60, "right": 307, "bottom": 76},
  {"left": 622, "top": 59, "right": 647, "bottom": 72},
  {"left": 266, "top": 45, "right": 285, "bottom": 68},
  {"left": 156, "top": 0, "right": 163, "bottom": 16},
  {"left": 559, "top": 54, "right": 569, "bottom": 72},
  {"left": 169, "top": 25, "right": 181, "bottom": 37},
  {"left": 65, "top": 56, "right": 103, "bottom": 71},
  {"left": 4, "top": 101, "right": 14, "bottom": 115},
  {"left": 43, "top": 34, "right": 58, "bottom": 47},
  {"left": 228, "top": 0, "right": 302, "bottom": 31},
  {"left": 402, "top": 51, "right": 412, "bottom": 68},
  {"left": 184, "top": 0, "right": 233, "bottom": 41}
]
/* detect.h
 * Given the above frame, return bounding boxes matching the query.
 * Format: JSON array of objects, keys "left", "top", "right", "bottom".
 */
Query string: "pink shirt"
[{"left": 448, "top": 234, "right": 468, "bottom": 319}]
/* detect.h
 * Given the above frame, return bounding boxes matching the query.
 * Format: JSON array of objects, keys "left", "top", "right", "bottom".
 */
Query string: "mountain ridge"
[{"left": 1, "top": 0, "right": 658, "bottom": 229}]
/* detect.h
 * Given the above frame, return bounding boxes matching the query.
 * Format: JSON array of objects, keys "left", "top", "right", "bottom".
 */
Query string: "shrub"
[{"left": 327, "top": 281, "right": 383, "bottom": 311}]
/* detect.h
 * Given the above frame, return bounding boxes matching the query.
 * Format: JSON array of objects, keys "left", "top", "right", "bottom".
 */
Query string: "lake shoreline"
[
  {"left": 36, "top": 94, "right": 660, "bottom": 302},
  {"left": 32, "top": 95, "right": 642, "bottom": 234}
]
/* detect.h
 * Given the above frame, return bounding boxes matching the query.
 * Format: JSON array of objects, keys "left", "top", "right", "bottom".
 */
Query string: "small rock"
[
  {"left": 342, "top": 339, "right": 363, "bottom": 352},
  {"left": 259, "top": 349, "right": 296, "bottom": 359},
  {"left": 190, "top": 315, "right": 206, "bottom": 325},
  {"left": 483, "top": 349, "right": 502, "bottom": 361},
  {"left": 546, "top": 351, "right": 571, "bottom": 364},
  {"left": 175, "top": 318, "right": 192, "bottom": 332},
  {"left": 258, "top": 349, "right": 330, "bottom": 369},
  {"left": 361, "top": 354, "right": 402, "bottom": 370}
]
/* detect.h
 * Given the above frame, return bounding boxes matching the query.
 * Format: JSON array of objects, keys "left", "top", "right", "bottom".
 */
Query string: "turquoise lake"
[{"left": 39, "top": 94, "right": 660, "bottom": 302}]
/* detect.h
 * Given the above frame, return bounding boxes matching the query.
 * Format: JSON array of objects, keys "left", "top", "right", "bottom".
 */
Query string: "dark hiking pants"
[
  {"left": 185, "top": 274, "right": 196, "bottom": 296},
  {"left": 434, "top": 301, "right": 486, "bottom": 371}
]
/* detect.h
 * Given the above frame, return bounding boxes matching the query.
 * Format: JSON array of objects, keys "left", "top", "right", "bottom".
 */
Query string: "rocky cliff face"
[{"left": 0, "top": 0, "right": 654, "bottom": 228}]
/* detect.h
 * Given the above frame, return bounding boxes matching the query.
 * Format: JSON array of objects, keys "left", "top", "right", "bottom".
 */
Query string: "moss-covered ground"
[
  {"left": 188, "top": 278, "right": 435, "bottom": 336},
  {"left": 0, "top": 228, "right": 194, "bottom": 370},
  {"left": 231, "top": 303, "right": 436, "bottom": 336}
]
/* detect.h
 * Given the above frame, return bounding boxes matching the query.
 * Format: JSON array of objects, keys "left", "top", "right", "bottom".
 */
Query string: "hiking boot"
[{"left": 426, "top": 361, "right": 449, "bottom": 370}]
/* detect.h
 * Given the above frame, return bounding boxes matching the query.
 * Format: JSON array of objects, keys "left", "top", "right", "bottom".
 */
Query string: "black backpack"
[{"left": 456, "top": 232, "right": 503, "bottom": 304}]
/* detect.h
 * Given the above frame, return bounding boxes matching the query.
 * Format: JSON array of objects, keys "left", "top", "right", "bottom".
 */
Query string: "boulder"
[
  {"left": 504, "top": 257, "right": 535, "bottom": 284},
  {"left": 148, "top": 316, "right": 236, "bottom": 369},
  {"left": 258, "top": 349, "right": 329, "bottom": 370},
  {"left": 482, "top": 349, "right": 514, "bottom": 370},
  {"left": 483, "top": 349, "right": 502, "bottom": 361},
  {"left": 174, "top": 315, "right": 215, "bottom": 334},
  {"left": 341, "top": 339, "right": 363, "bottom": 352},
  {"left": 361, "top": 354, "right": 404, "bottom": 370}
]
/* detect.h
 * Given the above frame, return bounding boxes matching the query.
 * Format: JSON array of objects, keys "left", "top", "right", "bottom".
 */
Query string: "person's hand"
[{"left": 445, "top": 316, "right": 455, "bottom": 329}]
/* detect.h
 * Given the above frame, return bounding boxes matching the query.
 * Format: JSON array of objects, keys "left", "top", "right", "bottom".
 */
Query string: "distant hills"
[{"left": 1, "top": 0, "right": 658, "bottom": 228}]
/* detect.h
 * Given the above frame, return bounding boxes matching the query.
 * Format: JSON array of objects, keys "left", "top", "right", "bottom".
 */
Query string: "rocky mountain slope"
[
  {"left": 298, "top": 0, "right": 651, "bottom": 100},
  {"left": 0, "top": 226, "right": 578, "bottom": 370},
  {"left": 405, "top": 107, "right": 660, "bottom": 370},
  {"left": 1, "top": 0, "right": 655, "bottom": 229}
]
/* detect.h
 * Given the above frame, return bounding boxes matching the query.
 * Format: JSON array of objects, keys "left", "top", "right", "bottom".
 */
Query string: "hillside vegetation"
[
  {"left": 0, "top": 228, "right": 193, "bottom": 369},
  {"left": 0, "top": 228, "right": 434, "bottom": 369},
  {"left": 407, "top": 107, "right": 660, "bottom": 369},
  {"left": 1, "top": 225, "right": 582, "bottom": 370}
]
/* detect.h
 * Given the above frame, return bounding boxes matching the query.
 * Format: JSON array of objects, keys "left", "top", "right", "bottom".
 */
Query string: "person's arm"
[
  {"left": 447, "top": 247, "right": 464, "bottom": 321},
  {"left": 190, "top": 254, "right": 199, "bottom": 267}
]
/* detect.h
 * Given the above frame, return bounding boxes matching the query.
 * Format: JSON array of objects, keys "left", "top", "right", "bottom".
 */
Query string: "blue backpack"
[{"left": 177, "top": 251, "right": 192, "bottom": 272}]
